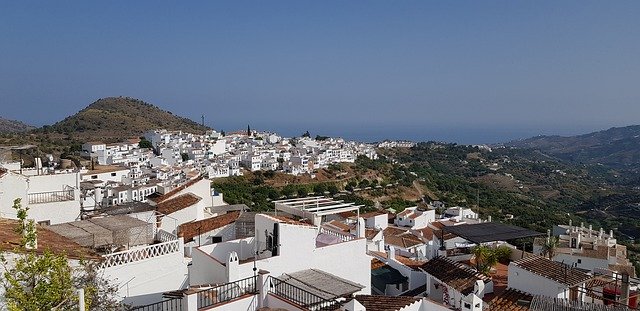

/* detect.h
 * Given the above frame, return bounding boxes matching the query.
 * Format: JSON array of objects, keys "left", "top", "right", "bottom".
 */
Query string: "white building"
[
  {"left": 0, "top": 165, "right": 81, "bottom": 225},
  {"left": 422, "top": 256, "right": 493, "bottom": 311},
  {"left": 394, "top": 207, "right": 435, "bottom": 229},
  {"left": 508, "top": 255, "right": 592, "bottom": 302}
]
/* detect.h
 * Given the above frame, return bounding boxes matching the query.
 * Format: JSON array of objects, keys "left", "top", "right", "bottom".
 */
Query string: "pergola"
[{"left": 273, "top": 196, "right": 363, "bottom": 226}]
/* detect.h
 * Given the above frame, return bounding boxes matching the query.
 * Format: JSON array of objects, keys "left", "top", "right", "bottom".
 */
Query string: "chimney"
[
  {"left": 357, "top": 217, "right": 365, "bottom": 239},
  {"left": 226, "top": 251, "right": 239, "bottom": 282},
  {"left": 387, "top": 245, "right": 395, "bottom": 260},
  {"left": 599, "top": 227, "right": 604, "bottom": 239},
  {"left": 609, "top": 230, "right": 614, "bottom": 239},
  {"left": 588, "top": 225, "right": 592, "bottom": 238},
  {"left": 621, "top": 273, "right": 630, "bottom": 306},
  {"left": 487, "top": 215, "right": 492, "bottom": 223},
  {"left": 569, "top": 219, "right": 573, "bottom": 230}
]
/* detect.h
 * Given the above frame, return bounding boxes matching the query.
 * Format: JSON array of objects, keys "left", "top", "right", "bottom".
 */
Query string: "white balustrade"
[{"left": 99, "top": 239, "right": 181, "bottom": 269}]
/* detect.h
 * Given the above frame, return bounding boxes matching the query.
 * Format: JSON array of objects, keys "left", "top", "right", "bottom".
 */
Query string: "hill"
[
  {"left": 40, "top": 97, "right": 209, "bottom": 142},
  {"left": 0, "top": 117, "right": 35, "bottom": 133},
  {"left": 505, "top": 125, "right": 640, "bottom": 169}
]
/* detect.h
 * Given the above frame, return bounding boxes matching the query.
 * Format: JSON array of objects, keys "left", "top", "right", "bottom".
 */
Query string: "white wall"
[
  {"left": 102, "top": 243, "right": 188, "bottom": 306},
  {"left": 0, "top": 173, "right": 28, "bottom": 219},
  {"left": 553, "top": 253, "right": 609, "bottom": 274},
  {"left": 508, "top": 263, "right": 569, "bottom": 299}
]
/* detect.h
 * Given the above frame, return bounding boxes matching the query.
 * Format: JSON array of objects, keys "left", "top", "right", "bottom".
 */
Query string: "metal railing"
[
  {"left": 27, "top": 189, "right": 74, "bottom": 204},
  {"left": 197, "top": 276, "right": 257, "bottom": 309},
  {"left": 128, "top": 297, "right": 183, "bottom": 311},
  {"left": 99, "top": 239, "right": 181, "bottom": 269},
  {"left": 269, "top": 276, "right": 340, "bottom": 311}
]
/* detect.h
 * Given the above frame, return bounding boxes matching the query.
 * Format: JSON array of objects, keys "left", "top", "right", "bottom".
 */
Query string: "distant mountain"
[
  {"left": 41, "top": 97, "right": 209, "bottom": 142},
  {"left": 0, "top": 117, "right": 35, "bottom": 133},
  {"left": 506, "top": 125, "right": 640, "bottom": 168}
]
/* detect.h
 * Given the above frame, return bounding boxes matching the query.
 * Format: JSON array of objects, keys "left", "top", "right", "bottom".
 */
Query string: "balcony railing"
[
  {"left": 319, "top": 227, "right": 355, "bottom": 242},
  {"left": 197, "top": 276, "right": 257, "bottom": 309},
  {"left": 128, "top": 297, "right": 183, "bottom": 311},
  {"left": 269, "top": 276, "right": 340, "bottom": 311},
  {"left": 27, "top": 190, "right": 74, "bottom": 204},
  {"left": 99, "top": 239, "right": 181, "bottom": 269}
]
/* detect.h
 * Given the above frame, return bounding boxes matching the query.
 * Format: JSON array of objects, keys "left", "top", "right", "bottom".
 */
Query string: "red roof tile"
[
  {"left": 148, "top": 176, "right": 204, "bottom": 203},
  {"left": 157, "top": 193, "right": 201, "bottom": 215},
  {"left": 354, "top": 295, "right": 421, "bottom": 311},
  {"left": 178, "top": 211, "right": 241, "bottom": 242}
]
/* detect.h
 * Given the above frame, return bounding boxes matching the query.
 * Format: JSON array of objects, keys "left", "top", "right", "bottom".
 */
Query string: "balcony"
[{"left": 27, "top": 190, "right": 74, "bottom": 204}]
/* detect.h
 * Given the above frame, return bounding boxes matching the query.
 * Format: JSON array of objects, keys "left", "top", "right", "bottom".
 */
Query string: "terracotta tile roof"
[
  {"left": 326, "top": 220, "right": 352, "bottom": 232},
  {"left": 354, "top": 295, "right": 421, "bottom": 311},
  {"left": 383, "top": 227, "right": 424, "bottom": 248},
  {"left": 394, "top": 255, "right": 427, "bottom": 270},
  {"left": 0, "top": 218, "right": 100, "bottom": 260},
  {"left": 371, "top": 258, "right": 386, "bottom": 270},
  {"left": 148, "top": 176, "right": 204, "bottom": 203},
  {"left": 370, "top": 250, "right": 426, "bottom": 271},
  {"left": 265, "top": 215, "right": 314, "bottom": 227},
  {"left": 360, "top": 211, "right": 386, "bottom": 218},
  {"left": 430, "top": 222, "right": 445, "bottom": 230},
  {"left": 337, "top": 211, "right": 357, "bottom": 218},
  {"left": 420, "top": 256, "right": 491, "bottom": 295},
  {"left": 511, "top": 256, "right": 592, "bottom": 287},
  {"left": 365, "top": 228, "right": 380, "bottom": 240},
  {"left": 415, "top": 227, "right": 434, "bottom": 240},
  {"left": 156, "top": 193, "right": 202, "bottom": 215},
  {"left": 485, "top": 288, "right": 533, "bottom": 311},
  {"left": 178, "top": 211, "right": 241, "bottom": 243},
  {"left": 397, "top": 209, "right": 412, "bottom": 217}
]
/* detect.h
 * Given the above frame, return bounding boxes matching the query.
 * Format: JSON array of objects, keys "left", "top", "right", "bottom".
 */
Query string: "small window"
[
  {"left": 577, "top": 259, "right": 582, "bottom": 264},
  {"left": 464, "top": 302, "right": 471, "bottom": 309},
  {"left": 111, "top": 172, "right": 117, "bottom": 177},
  {"left": 91, "top": 175, "right": 98, "bottom": 179}
]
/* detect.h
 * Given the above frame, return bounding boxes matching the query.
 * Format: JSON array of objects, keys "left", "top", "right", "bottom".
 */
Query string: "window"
[
  {"left": 91, "top": 175, "right": 98, "bottom": 179},
  {"left": 464, "top": 302, "right": 471, "bottom": 309},
  {"left": 111, "top": 172, "right": 117, "bottom": 177},
  {"left": 577, "top": 259, "right": 582, "bottom": 264}
]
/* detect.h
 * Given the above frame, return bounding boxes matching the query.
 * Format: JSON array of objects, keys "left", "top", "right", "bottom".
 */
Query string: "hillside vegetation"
[
  {"left": 0, "top": 117, "right": 35, "bottom": 133},
  {"left": 506, "top": 125, "right": 640, "bottom": 170},
  {"left": 37, "top": 96, "right": 209, "bottom": 142}
]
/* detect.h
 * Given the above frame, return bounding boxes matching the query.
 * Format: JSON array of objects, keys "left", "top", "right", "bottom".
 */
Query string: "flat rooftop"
[{"left": 273, "top": 196, "right": 363, "bottom": 217}]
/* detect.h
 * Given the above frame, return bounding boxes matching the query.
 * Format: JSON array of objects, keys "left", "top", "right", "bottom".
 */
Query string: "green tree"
[
  {"left": 541, "top": 236, "right": 559, "bottom": 259},
  {"left": 138, "top": 137, "right": 153, "bottom": 149},
  {"left": 1, "top": 198, "right": 121, "bottom": 310}
]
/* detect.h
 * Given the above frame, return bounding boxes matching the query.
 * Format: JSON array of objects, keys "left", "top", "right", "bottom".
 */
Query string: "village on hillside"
[{"left": 0, "top": 130, "right": 637, "bottom": 311}]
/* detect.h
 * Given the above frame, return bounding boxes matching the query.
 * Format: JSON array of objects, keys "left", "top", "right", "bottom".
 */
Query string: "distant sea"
[{"left": 227, "top": 124, "right": 592, "bottom": 145}]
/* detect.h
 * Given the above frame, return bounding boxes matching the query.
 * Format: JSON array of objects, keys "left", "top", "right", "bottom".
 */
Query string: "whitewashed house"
[
  {"left": 422, "top": 256, "right": 493, "bottom": 311},
  {"left": 394, "top": 207, "right": 434, "bottom": 229},
  {"left": 508, "top": 255, "right": 592, "bottom": 301}
]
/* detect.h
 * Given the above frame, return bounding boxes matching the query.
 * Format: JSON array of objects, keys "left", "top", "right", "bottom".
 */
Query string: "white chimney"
[{"left": 589, "top": 225, "right": 592, "bottom": 238}]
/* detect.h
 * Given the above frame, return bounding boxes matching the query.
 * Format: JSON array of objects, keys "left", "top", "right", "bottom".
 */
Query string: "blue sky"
[{"left": 1, "top": 1, "right": 639, "bottom": 143}]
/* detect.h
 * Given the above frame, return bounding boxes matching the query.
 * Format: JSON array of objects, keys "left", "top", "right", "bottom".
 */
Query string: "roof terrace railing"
[
  {"left": 268, "top": 276, "right": 340, "bottom": 311},
  {"left": 128, "top": 297, "right": 183, "bottom": 311},
  {"left": 99, "top": 239, "right": 181, "bottom": 269},
  {"left": 196, "top": 276, "right": 257, "bottom": 309},
  {"left": 27, "top": 189, "right": 74, "bottom": 204}
]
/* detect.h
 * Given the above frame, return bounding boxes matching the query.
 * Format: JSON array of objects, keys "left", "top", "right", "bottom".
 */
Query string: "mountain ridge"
[
  {"left": 0, "top": 117, "right": 35, "bottom": 133},
  {"left": 505, "top": 125, "right": 640, "bottom": 169},
  {"left": 38, "top": 96, "right": 210, "bottom": 142}
]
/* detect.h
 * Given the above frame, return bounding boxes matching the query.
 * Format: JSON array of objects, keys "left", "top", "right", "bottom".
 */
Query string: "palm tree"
[
  {"left": 541, "top": 236, "right": 559, "bottom": 259},
  {"left": 472, "top": 245, "right": 498, "bottom": 274}
]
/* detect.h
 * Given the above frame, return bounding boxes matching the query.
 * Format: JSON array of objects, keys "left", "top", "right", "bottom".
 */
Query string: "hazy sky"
[{"left": 1, "top": 1, "right": 639, "bottom": 143}]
